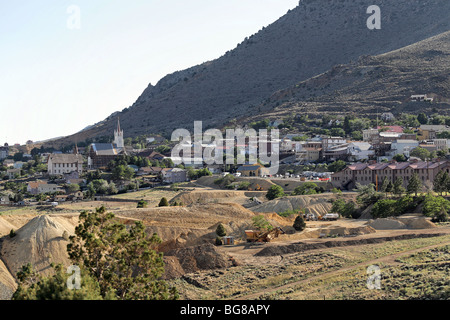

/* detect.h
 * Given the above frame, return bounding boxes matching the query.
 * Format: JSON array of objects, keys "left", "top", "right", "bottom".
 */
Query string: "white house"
[
  {"left": 161, "top": 168, "right": 189, "bottom": 184},
  {"left": 38, "top": 183, "right": 64, "bottom": 194},
  {"left": 47, "top": 153, "right": 84, "bottom": 176},
  {"left": 388, "top": 140, "right": 420, "bottom": 159},
  {"left": 348, "top": 142, "right": 375, "bottom": 161}
]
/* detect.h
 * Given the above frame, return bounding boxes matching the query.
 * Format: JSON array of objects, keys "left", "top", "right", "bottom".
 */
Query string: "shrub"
[
  {"left": 9, "top": 229, "right": 16, "bottom": 238},
  {"left": 266, "top": 185, "right": 285, "bottom": 200},
  {"left": 216, "top": 224, "right": 227, "bottom": 237},
  {"left": 158, "top": 197, "right": 169, "bottom": 207},
  {"left": 252, "top": 215, "right": 273, "bottom": 231},
  {"left": 293, "top": 215, "right": 306, "bottom": 232},
  {"left": 137, "top": 200, "right": 148, "bottom": 208},
  {"left": 215, "top": 237, "right": 223, "bottom": 246}
]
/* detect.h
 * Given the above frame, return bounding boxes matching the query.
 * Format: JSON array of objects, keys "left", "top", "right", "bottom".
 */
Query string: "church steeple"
[{"left": 114, "top": 117, "right": 124, "bottom": 150}]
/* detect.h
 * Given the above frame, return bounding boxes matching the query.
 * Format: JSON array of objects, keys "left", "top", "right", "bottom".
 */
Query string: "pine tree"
[
  {"left": 407, "top": 173, "right": 422, "bottom": 196},
  {"left": 393, "top": 177, "right": 405, "bottom": 197},
  {"left": 215, "top": 223, "right": 227, "bottom": 237},
  {"left": 434, "top": 170, "right": 450, "bottom": 195},
  {"left": 293, "top": 215, "right": 306, "bottom": 232}
]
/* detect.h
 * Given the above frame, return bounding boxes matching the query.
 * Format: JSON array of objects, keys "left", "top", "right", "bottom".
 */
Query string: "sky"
[{"left": 0, "top": 0, "right": 299, "bottom": 145}]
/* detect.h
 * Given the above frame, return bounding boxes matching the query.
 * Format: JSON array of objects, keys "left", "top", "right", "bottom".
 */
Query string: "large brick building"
[{"left": 331, "top": 160, "right": 450, "bottom": 191}]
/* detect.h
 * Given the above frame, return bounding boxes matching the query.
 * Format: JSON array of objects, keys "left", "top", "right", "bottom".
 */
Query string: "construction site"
[{"left": 0, "top": 180, "right": 449, "bottom": 301}]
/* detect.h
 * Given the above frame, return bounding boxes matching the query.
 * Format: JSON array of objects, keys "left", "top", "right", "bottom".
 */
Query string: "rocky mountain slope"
[
  {"left": 48, "top": 0, "right": 450, "bottom": 147},
  {"left": 243, "top": 30, "right": 450, "bottom": 123}
]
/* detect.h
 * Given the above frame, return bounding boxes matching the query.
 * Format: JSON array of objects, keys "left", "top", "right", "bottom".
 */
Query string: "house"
[
  {"left": 67, "top": 191, "right": 84, "bottom": 201},
  {"left": 0, "top": 143, "right": 9, "bottom": 160},
  {"left": 236, "top": 164, "right": 268, "bottom": 177},
  {"left": 387, "top": 140, "right": 420, "bottom": 159},
  {"left": 37, "top": 183, "right": 64, "bottom": 194},
  {"left": 54, "top": 195, "right": 68, "bottom": 202},
  {"left": 27, "top": 181, "right": 47, "bottom": 195},
  {"left": 138, "top": 150, "right": 166, "bottom": 161},
  {"left": 348, "top": 142, "right": 375, "bottom": 161},
  {"left": 411, "top": 94, "right": 433, "bottom": 102},
  {"left": 417, "top": 125, "right": 450, "bottom": 140},
  {"left": 161, "top": 168, "right": 188, "bottom": 184},
  {"left": 137, "top": 166, "right": 164, "bottom": 176},
  {"left": 6, "top": 168, "right": 21, "bottom": 179},
  {"left": 3, "top": 159, "right": 14, "bottom": 168},
  {"left": 47, "top": 153, "right": 84, "bottom": 176}
]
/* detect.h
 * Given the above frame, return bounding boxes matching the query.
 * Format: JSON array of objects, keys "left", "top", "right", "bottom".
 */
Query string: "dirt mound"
[
  {"left": 368, "top": 219, "right": 407, "bottom": 230},
  {"left": 0, "top": 258, "right": 17, "bottom": 300},
  {"left": 251, "top": 194, "right": 357, "bottom": 217},
  {"left": 368, "top": 217, "right": 437, "bottom": 230},
  {"left": 163, "top": 243, "right": 235, "bottom": 279},
  {"left": 171, "top": 190, "right": 267, "bottom": 206},
  {"left": 0, "top": 217, "right": 18, "bottom": 237},
  {"left": 0, "top": 215, "right": 76, "bottom": 277}
]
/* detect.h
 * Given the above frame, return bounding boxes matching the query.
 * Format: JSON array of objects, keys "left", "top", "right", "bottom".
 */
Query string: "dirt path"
[{"left": 234, "top": 239, "right": 450, "bottom": 300}]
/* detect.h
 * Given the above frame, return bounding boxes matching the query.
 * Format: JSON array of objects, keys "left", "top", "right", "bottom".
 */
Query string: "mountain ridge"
[{"left": 44, "top": 0, "right": 450, "bottom": 148}]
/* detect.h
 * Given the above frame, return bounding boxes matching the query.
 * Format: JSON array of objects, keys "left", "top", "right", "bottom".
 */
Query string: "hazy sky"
[{"left": 0, "top": 0, "right": 299, "bottom": 145}]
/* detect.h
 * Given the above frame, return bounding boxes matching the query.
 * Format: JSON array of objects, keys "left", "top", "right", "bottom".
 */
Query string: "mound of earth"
[
  {"left": 0, "top": 217, "right": 18, "bottom": 237},
  {"left": 170, "top": 190, "right": 267, "bottom": 206},
  {"left": 162, "top": 243, "right": 235, "bottom": 280},
  {"left": 0, "top": 215, "right": 76, "bottom": 277},
  {"left": 0, "top": 258, "right": 16, "bottom": 300},
  {"left": 368, "top": 217, "right": 436, "bottom": 230},
  {"left": 251, "top": 193, "right": 357, "bottom": 217}
]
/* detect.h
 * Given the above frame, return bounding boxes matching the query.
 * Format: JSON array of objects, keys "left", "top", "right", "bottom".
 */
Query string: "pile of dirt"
[
  {"left": 0, "top": 215, "right": 76, "bottom": 277},
  {"left": 251, "top": 194, "right": 357, "bottom": 217},
  {"left": 162, "top": 243, "right": 235, "bottom": 280},
  {"left": 170, "top": 190, "right": 267, "bottom": 206},
  {"left": 0, "top": 257, "right": 17, "bottom": 300},
  {"left": 368, "top": 217, "right": 437, "bottom": 230},
  {"left": 368, "top": 218, "right": 407, "bottom": 230},
  {"left": 0, "top": 217, "right": 18, "bottom": 237}
]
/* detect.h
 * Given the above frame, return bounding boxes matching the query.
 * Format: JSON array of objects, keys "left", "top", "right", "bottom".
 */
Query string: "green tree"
[
  {"left": 252, "top": 215, "right": 273, "bottom": 231},
  {"left": 393, "top": 178, "right": 405, "bottom": 197},
  {"left": 293, "top": 182, "right": 319, "bottom": 195},
  {"left": 67, "top": 206, "right": 178, "bottom": 300},
  {"left": 407, "top": 173, "right": 422, "bottom": 196},
  {"left": 293, "top": 215, "right": 306, "bottom": 232},
  {"left": 410, "top": 147, "right": 431, "bottom": 161},
  {"left": 422, "top": 194, "right": 450, "bottom": 222},
  {"left": 215, "top": 224, "right": 227, "bottom": 237},
  {"left": 417, "top": 113, "right": 428, "bottom": 125},
  {"left": 158, "top": 197, "right": 169, "bottom": 207},
  {"left": 266, "top": 185, "right": 285, "bottom": 200},
  {"left": 434, "top": 170, "right": 450, "bottom": 195},
  {"left": 393, "top": 154, "right": 407, "bottom": 162},
  {"left": 372, "top": 199, "right": 398, "bottom": 218},
  {"left": 137, "top": 200, "right": 148, "bottom": 208},
  {"left": 328, "top": 160, "right": 347, "bottom": 173},
  {"left": 13, "top": 263, "right": 106, "bottom": 300}
]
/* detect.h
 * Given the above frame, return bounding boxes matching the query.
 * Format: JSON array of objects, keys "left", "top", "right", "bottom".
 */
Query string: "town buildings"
[
  {"left": 331, "top": 160, "right": 450, "bottom": 191},
  {"left": 47, "top": 153, "right": 84, "bottom": 176}
]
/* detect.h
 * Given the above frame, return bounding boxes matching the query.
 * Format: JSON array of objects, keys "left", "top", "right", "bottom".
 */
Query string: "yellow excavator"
[{"left": 245, "top": 227, "right": 285, "bottom": 243}]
